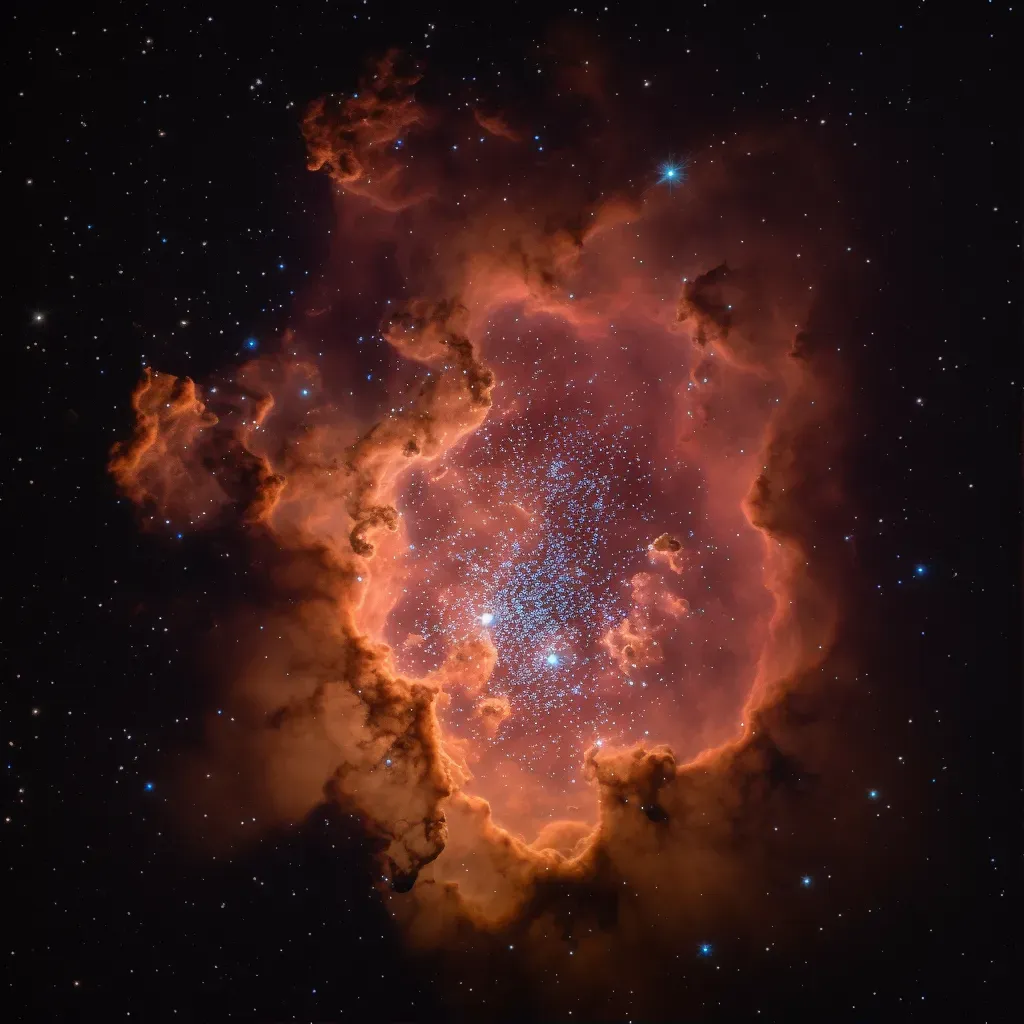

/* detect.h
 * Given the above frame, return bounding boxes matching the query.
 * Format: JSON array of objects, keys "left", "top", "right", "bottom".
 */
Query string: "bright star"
[
  {"left": 698, "top": 943, "right": 713, "bottom": 957},
  {"left": 658, "top": 159, "right": 687, "bottom": 189},
  {"left": 914, "top": 564, "right": 927, "bottom": 576},
  {"left": 867, "top": 788, "right": 879, "bottom": 800},
  {"left": 479, "top": 612, "right": 495, "bottom": 626},
  {"left": 546, "top": 653, "right": 559, "bottom": 666},
  {"left": 245, "top": 337, "right": 258, "bottom": 350},
  {"left": 800, "top": 875, "right": 813, "bottom": 887},
  {"left": 144, "top": 781, "right": 154, "bottom": 792}
]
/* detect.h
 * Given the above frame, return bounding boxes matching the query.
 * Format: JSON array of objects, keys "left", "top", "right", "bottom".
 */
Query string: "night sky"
[{"left": 7, "top": 2, "right": 1018, "bottom": 1022}]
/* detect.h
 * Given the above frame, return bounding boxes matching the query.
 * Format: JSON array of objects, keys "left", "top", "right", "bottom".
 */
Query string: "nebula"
[{"left": 110, "top": 51, "right": 847, "bottom": 1013}]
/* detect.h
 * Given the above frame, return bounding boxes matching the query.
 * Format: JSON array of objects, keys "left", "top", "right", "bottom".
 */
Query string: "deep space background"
[{"left": 5, "top": 1, "right": 1019, "bottom": 1020}]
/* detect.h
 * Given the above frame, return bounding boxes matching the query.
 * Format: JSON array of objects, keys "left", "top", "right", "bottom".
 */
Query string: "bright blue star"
[
  {"left": 144, "top": 781, "right": 154, "bottom": 792},
  {"left": 914, "top": 564, "right": 927, "bottom": 576},
  {"left": 546, "top": 653, "right": 559, "bottom": 666},
  {"left": 658, "top": 160, "right": 687, "bottom": 189},
  {"left": 867, "top": 788, "right": 879, "bottom": 800},
  {"left": 301, "top": 387, "right": 311, "bottom": 397},
  {"left": 800, "top": 875, "right": 813, "bottom": 888},
  {"left": 245, "top": 337, "right": 259, "bottom": 350},
  {"left": 698, "top": 943, "right": 713, "bottom": 957}
]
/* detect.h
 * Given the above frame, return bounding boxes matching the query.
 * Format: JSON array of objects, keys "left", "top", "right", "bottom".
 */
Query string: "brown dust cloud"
[{"left": 110, "top": 52, "right": 864, "bottom": 1019}]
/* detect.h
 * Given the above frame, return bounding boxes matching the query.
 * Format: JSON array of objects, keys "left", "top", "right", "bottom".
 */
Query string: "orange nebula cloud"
[{"left": 110, "top": 51, "right": 847, "bottom": 1004}]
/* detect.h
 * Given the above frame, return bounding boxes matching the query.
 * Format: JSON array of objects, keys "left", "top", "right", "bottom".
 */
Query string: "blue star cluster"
[{"left": 398, "top": 396, "right": 656, "bottom": 748}]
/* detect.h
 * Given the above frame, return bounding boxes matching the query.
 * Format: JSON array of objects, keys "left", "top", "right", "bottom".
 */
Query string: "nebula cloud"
[{"left": 110, "top": 51, "right": 848, "bottom": 1014}]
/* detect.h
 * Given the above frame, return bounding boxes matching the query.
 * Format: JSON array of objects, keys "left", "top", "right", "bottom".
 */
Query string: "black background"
[{"left": 6, "top": 1, "right": 1018, "bottom": 1020}]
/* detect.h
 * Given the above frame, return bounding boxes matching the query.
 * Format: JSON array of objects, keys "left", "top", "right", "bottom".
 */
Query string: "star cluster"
[{"left": 399, "top": 396, "right": 655, "bottom": 751}]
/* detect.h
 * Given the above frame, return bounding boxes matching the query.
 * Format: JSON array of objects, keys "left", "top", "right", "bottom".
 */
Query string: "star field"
[{"left": 6, "top": 2, "right": 1017, "bottom": 1021}]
